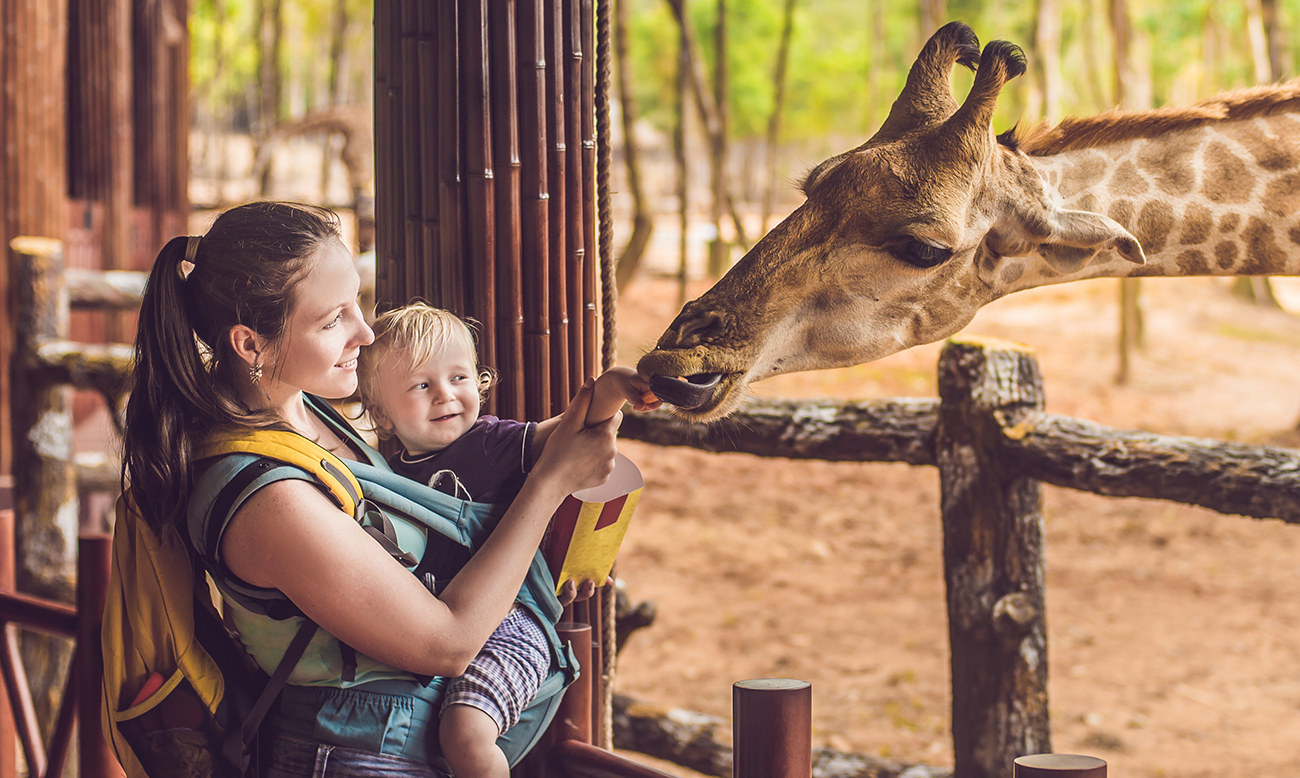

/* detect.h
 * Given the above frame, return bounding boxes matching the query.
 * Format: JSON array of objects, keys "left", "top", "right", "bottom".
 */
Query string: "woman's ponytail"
[{"left": 124, "top": 235, "right": 211, "bottom": 528}]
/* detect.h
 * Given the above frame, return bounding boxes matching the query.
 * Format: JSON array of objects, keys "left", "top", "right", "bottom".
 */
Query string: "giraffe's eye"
[{"left": 895, "top": 238, "right": 953, "bottom": 269}]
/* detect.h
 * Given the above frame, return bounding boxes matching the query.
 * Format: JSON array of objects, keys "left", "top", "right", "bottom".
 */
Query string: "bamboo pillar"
[
  {"left": 378, "top": 0, "right": 606, "bottom": 422},
  {"left": 373, "top": 3, "right": 613, "bottom": 771},
  {"left": 936, "top": 336, "right": 1051, "bottom": 778}
]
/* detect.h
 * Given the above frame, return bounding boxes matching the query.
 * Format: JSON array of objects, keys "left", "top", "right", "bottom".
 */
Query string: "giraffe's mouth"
[{"left": 647, "top": 373, "right": 724, "bottom": 410}]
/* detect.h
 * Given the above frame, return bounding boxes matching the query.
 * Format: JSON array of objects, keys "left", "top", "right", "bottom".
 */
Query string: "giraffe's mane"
[{"left": 1008, "top": 79, "right": 1300, "bottom": 156}]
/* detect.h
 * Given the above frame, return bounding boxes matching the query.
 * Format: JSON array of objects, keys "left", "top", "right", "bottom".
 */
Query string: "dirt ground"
[{"left": 607, "top": 273, "right": 1300, "bottom": 778}]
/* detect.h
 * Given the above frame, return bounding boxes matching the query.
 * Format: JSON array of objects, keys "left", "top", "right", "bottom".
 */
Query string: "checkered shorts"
[{"left": 440, "top": 606, "right": 549, "bottom": 734}]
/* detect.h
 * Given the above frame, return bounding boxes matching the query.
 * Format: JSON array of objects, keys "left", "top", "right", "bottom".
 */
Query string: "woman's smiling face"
[{"left": 263, "top": 238, "right": 374, "bottom": 402}]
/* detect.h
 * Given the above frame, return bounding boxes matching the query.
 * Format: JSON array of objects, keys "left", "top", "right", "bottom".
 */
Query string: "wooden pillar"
[
  {"left": 76, "top": 532, "right": 119, "bottom": 778},
  {"left": 0, "top": 0, "right": 69, "bottom": 475},
  {"left": 936, "top": 336, "right": 1051, "bottom": 778},
  {"left": 0, "top": 480, "right": 15, "bottom": 778},
  {"left": 732, "top": 679, "right": 812, "bottom": 778},
  {"left": 9, "top": 238, "right": 77, "bottom": 740},
  {"left": 72, "top": 0, "right": 132, "bottom": 338}
]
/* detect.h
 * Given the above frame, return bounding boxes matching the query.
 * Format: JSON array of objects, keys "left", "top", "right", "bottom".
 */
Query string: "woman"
[{"left": 123, "top": 201, "right": 619, "bottom": 776}]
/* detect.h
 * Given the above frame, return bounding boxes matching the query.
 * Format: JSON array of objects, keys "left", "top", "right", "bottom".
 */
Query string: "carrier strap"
[{"left": 224, "top": 617, "right": 319, "bottom": 773}]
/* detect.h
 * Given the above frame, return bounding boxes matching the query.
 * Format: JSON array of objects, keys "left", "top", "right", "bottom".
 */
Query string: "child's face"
[{"left": 368, "top": 338, "right": 482, "bottom": 455}]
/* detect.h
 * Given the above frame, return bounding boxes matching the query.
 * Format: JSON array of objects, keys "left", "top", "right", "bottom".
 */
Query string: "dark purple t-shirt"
[{"left": 388, "top": 415, "right": 537, "bottom": 503}]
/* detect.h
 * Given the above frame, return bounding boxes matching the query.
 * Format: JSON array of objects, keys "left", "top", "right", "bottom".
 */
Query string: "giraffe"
[{"left": 637, "top": 21, "right": 1300, "bottom": 422}]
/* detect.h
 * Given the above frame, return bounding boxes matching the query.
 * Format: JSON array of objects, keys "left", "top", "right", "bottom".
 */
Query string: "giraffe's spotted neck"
[{"left": 1012, "top": 110, "right": 1300, "bottom": 293}]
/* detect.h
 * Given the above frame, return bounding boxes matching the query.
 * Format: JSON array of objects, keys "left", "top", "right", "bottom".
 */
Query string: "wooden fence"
[{"left": 622, "top": 334, "right": 1299, "bottom": 778}]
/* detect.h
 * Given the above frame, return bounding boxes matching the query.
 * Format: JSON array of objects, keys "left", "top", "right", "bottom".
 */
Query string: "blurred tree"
[
  {"left": 1027, "top": 0, "right": 1063, "bottom": 124},
  {"left": 1232, "top": 0, "right": 1284, "bottom": 308},
  {"left": 706, "top": 0, "right": 731, "bottom": 278},
  {"left": 760, "top": 0, "right": 797, "bottom": 237},
  {"left": 255, "top": 0, "right": 284, "bottom": 194},
  {"left": 1111, "top": 0, "right": 1144, "bottom": 384},
  {"left": 614, "top": 0, "right": 655, "bottom": 291}
]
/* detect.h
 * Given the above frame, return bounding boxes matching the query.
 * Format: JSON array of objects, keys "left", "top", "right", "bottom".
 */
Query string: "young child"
[{"left": 356, "top": 301, "right": 658, "bottom": 778}]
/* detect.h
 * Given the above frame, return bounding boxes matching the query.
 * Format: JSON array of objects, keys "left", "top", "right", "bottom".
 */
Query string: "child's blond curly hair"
[{"left": 357, "top": 302, "right": 494, "bottom": 440}]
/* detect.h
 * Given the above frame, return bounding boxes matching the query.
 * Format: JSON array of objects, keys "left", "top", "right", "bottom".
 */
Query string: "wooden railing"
[{"left": 622, "top": 336, "right": 1298, "bottom": 777}]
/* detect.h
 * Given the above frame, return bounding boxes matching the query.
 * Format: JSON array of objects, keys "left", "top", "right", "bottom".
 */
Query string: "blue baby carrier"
[{"left": 187, "top": 395, "right": 576, "bottom": 772}]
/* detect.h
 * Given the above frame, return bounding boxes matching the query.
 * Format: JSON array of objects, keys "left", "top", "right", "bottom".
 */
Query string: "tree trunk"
[
  {"left": 918, "top": 0, "right": 946, "bottom": 40},
  {"left": 1233, "top": 0, "right": 1284, "bottom": 309},
  {"left": 675, "top": 12, "right": 690, "bottom": 311},
  {"left": 255, "top": 0, "right": 284, "bottom": 195},
  {"left": 936, "top": 338, "right": 1050, "bottom": 778},
  {"left": 318, "top": 0, "right": 349, "bottom": 199},
  {"left": 705, "top": 0, "right": 729, "bottom": 279},
  {"left": 759, "top": 0, "right": 796, "bottom": 237},
  {"left": 1030, "top": 0, "right": 1063, "bottom": 124},
  {"left": 664, "top": 0, "right": 748, "bottom": 250},
  {"left": 614, "top": 0, "right": 654, "bottom": 291},
  {"left": 1110, "top": 0, "right": 1143, "bottom": 384},
  {"left": 1261, "top": 0, "right": 1286, "bottom": 79}
]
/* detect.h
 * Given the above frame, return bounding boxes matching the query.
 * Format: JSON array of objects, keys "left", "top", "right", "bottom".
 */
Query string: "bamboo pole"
[
  {"left": 373, "top": 0, "right": 398, "bottom": 310},
  {"left": 404, "top": 0, "right": 427, "bottom": 303},
  {"left": 490, "top": 0, "right": 525, "bottom": 420},
  {"left": 436, "top": 0, "right": 464, "bottom": 312},
  {"left": 545, "top": 0, "right": 569, "bottom": 414},
  {"left": 564, "top": 0, "right": 586, "bottom": 393},
  {"left": 518, "top": 0, "right": 551, "bottom": 420},
  {"left": 463, "top": 0, "right": 496, "bottom": 369},
  {"left": 579, "top": 0, "right": 599, "bottom": 378}
]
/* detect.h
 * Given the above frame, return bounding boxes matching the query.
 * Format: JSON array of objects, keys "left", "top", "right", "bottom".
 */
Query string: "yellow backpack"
[{"left": 101, "top": 430, "right": 363, "bottom": 778}]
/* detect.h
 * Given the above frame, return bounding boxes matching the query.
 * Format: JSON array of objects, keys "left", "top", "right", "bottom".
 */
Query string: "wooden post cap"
[
  {"left": 733, "top": 679, "right": 812, "bottom": 778},
  {"left": 1014, "top": 754, "right": 1106, "bottom": 777}
]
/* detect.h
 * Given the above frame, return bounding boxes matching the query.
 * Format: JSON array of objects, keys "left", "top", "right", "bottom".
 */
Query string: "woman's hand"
[{"left": 530, "top": 378, "right": 620, "bottom": 498}]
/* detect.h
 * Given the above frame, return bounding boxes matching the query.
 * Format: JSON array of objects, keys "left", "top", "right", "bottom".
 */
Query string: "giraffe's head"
[{"left": 638, "top": 22, "right": 1146, "bottom": 421}]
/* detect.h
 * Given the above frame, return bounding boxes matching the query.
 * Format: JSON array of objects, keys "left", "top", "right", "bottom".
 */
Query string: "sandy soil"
[{"left": 608, "top": 273, "right": 1300, "bottom": 778}]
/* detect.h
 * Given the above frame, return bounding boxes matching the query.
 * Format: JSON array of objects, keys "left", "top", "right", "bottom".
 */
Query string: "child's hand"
[
  {"left": 586, "top": 366, "right": 662, "bottom": 427},
  {"left": 556, "top": 577, "right": 615, "bottom": 606}
]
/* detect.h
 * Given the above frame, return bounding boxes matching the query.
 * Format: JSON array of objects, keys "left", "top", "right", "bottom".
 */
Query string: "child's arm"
[{"left": 533, "top": 367, "right": 659, "bottom": 457}]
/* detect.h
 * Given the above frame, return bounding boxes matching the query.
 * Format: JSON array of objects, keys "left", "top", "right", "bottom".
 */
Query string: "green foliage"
[
  {"left": 621, "top": 0, "right": 1300, "bottom": 147},
  {"left": 190, "top": 0, "right": 373, "bottom": 131}
]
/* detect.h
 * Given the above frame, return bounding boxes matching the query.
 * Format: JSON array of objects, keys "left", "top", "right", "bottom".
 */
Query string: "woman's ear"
[{"left": 227, "top": 324, "right": 266, "bottom": 370}]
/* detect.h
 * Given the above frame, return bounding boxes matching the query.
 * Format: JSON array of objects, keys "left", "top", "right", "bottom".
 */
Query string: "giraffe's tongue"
[{"left": 649, "top": 373, "right": 723, "bottom": 410}]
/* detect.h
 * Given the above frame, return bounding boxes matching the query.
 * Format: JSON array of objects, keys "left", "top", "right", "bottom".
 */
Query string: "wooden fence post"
[
  {"left": 936, "top": 336, "right": 1050, "bottom": 778},
  {"left": 9, "top": 238, "right": 77, "bottom": 740},
  {"left": 733, "top": 679, "right": 811, "bottom": 778}
]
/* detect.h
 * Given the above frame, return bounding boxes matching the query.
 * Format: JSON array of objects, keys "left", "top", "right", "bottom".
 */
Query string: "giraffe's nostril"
[{"left": 674, "top": 310, "right": 726, "bottom": 344}]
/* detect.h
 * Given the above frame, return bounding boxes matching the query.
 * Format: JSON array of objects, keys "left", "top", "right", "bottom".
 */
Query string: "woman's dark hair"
[{"left": 123, "top": 201, "right": 342, "bottom": 528}]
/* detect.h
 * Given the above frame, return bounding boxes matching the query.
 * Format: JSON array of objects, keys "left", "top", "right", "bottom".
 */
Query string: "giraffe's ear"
[{"left": 1038, "top": 209, "right": 1146, "bottom": 271}]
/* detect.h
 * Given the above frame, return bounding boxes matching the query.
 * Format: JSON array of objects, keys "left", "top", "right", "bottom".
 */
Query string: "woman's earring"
[{"left": 250, "top": 359, "right": 263, "bottom": 384}]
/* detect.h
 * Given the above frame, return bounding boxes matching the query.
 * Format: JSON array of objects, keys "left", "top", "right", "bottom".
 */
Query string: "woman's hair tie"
[{"left": 178, "top": 235, "right": 201, "bottom": 280}]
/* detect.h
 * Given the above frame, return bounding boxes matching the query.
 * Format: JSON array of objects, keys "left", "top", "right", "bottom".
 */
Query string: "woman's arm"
[{"left": 221, "top": 380, "right": 618, "bottom": 677}]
